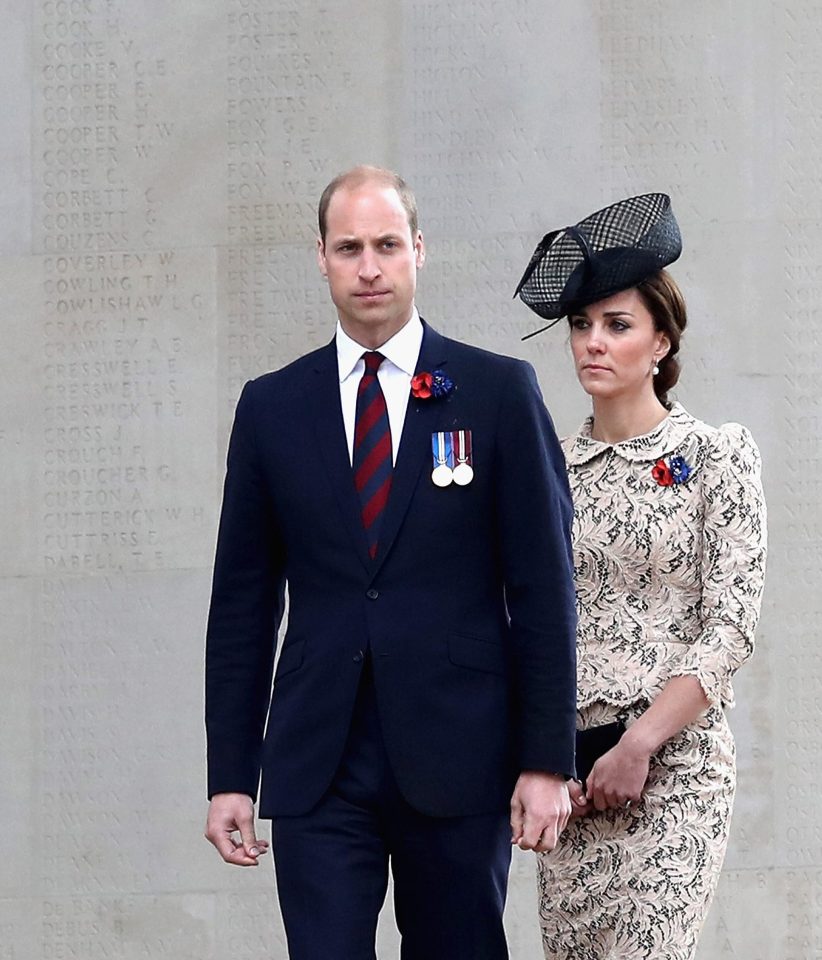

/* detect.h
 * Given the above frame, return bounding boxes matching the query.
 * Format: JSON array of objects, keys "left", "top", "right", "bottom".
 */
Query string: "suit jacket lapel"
[
  {"left": 305, "top": 340, "right": 373, "bottom": 574},
  {"left": 373, "top": 322, "right": 449, "bottom": 573}
]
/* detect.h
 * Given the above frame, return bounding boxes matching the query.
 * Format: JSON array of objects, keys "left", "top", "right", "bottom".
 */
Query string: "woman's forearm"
[{"left": 622, "top": 675, "right": 710, "bottom": 758}]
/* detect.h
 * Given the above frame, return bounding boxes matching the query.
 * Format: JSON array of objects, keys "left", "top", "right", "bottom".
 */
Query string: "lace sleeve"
[{"left": 670, "top": 423, "right": 767, "bottom": 707}]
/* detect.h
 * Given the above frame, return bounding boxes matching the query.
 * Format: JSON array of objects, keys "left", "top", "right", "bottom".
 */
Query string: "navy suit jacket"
[{"left": 206, "top": 322, "right": 577, "bottom": 818}]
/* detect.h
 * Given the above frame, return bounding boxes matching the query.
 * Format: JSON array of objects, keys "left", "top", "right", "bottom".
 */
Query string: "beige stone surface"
[
  {"left": 0, "top": 0, "right": 818, "bottom": 957},
  {"left": 0, "top": 259, "right": 43, "bottom": 577},
  {"left": 0, "top": 2, "right": 31, "bottom": 255},
  {"left": 36, "top": 248, "right": 219, "bottom": 576},
  {"left": 0, "top": 578, "right": 36, "bottom": 903}
]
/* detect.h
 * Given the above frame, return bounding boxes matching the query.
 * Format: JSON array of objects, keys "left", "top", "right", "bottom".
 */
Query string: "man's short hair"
[{"left": 318, "top": 165, "right": 419, "bottom": 242}]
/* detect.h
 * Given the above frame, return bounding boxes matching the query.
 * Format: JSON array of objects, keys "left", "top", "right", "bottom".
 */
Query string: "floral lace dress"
[{"left": 537, "top": 404, "right": 767, "bottom": 960}]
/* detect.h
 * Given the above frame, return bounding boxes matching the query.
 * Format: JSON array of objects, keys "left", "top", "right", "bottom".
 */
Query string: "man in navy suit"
[{"left": 204, "top": 166, "right": 577, "bottom": 959}]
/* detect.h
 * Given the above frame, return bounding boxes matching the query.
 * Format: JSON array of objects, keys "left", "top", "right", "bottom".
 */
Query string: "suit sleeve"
[
  {"left": 494, "top": 360, "right": 577, "bottom": 777},
  {"left": 205, "top": 380, "right": 287, "bottom": 801}
]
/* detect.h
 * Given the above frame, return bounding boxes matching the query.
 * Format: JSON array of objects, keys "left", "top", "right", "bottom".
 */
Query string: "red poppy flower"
[
  {"left": 652, "top": 459, "right": 673, "bottom": 486},
  {"left": 411, "top": 372, "right": 433, "bottom": 398}
]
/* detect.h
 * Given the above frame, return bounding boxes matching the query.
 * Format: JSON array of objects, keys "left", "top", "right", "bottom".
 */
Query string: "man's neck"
[{"left": 339, "top": 311, "right": 414, "bottom": 351}]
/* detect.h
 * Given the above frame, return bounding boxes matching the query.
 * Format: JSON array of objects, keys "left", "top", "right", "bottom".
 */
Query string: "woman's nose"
[{"left": 586, "top": 331, "right": 605, "bottom": 352}]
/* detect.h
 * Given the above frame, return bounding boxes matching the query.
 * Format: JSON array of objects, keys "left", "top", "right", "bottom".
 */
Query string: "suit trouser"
[{"left": 270, "top": 659, "right": 511, "bottom": 960}]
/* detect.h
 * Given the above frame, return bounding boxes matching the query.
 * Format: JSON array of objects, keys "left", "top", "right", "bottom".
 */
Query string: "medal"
[
  {"left": 452, "top": 429, "right": 474, "bottom": 486},
  {"left": 432, "top": 464, "right": 453, "bottom": 487},
  {"left": 452, "top": 463, "right": 474, "bottom": 485},
  {"left": 431, "top": 431, "right": 453, "bottom": 487}
]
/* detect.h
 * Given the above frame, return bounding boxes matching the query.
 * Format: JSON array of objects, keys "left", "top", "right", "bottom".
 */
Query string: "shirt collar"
[
  {"left": 564, "top": 402, "right": 697, "bottom": 465},
  {"left": 336, "top": 309, "right": 423, "bottom": 383}
]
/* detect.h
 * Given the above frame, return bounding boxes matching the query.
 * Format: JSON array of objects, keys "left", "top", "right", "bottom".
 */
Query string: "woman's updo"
[{"left": 636, "top": 269, "right": 687, "bottom": 408}]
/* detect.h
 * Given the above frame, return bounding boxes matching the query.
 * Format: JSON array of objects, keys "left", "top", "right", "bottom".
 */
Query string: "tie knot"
[{"left": 363, "top": 351, "right": 384, "bottom": 375}]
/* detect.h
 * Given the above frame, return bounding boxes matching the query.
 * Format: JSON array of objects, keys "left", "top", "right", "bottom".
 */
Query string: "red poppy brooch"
[
  {"left": 411, "top": 369, "right": 455, "bottom": 400},
  {"left": 652, "top": 455, "right": 692, "bottom": 487}
]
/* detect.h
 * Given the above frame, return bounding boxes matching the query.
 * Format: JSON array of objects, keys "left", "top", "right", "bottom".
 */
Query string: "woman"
[{"left": 515, "top": 194, "right": 767, "bottom": 960}]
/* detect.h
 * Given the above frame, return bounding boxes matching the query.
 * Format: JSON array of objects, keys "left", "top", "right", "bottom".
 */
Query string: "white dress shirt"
[{"left": 336, "top": 310, "right": 424, "bottom": 466}]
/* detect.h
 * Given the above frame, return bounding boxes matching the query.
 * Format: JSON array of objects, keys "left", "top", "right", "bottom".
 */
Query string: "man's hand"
[
  {"left": 204, "top": 792, "right": 269, "bottom": 866},
  {"left": 510, "top": 771, "right": 571, "bottom": 853},
  {"left": 567, "top": 778, "right": 593, "bottom": 821}
]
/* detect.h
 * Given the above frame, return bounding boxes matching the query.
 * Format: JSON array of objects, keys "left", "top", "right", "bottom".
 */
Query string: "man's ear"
[
  {"left": 317, "top": 237, "right": 328, "bottom": 278},
  {"left": 414, "top": 231, "right": 426, "bottom": 269}
]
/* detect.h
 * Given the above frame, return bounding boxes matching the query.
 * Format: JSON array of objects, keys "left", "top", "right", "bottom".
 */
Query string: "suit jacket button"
[
  {"left": 366, "top": 588, "right": 379, "bottom": 600},
  {"left": 352, "top": 650, "right": 364, "bottom": 663}
]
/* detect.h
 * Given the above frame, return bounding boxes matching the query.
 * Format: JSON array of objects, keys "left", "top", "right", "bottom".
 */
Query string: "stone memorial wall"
[{"left": 1, "top": 1, "right": 819, "bottom": 957}]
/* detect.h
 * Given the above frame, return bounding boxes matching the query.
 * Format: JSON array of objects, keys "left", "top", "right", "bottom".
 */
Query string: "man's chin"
[{"left": 341, "top": 309, "right": 411, "bottom": 347}]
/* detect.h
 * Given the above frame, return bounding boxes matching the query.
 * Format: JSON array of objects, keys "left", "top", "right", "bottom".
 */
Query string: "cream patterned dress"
[{"left": 538, "top": 403, "right": 767, "bottom": 960}]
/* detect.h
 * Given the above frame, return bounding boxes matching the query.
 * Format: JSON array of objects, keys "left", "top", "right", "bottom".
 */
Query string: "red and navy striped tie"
[{"left": 353, "top": 351, "right": 393, "bottom": 559}]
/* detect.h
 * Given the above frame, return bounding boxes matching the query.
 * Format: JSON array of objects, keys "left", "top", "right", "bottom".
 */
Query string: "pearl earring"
[{"left": 652, "top": 362, "right": 660, "bottom": 376}]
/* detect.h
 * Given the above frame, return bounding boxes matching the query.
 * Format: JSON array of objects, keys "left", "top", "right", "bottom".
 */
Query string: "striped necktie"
[{"left": 353, "top": 351, "right": 393, "bottom": 559}]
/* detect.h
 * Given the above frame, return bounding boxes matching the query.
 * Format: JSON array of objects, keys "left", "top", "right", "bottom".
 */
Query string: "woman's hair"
[{"left": 636, "top": 269, "right": 687, "bottom": 407}]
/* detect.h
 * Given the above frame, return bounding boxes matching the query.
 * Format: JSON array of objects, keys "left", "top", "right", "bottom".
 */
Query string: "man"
[{"left": 204, "top": 166, "right": 577, "bottom": 960}]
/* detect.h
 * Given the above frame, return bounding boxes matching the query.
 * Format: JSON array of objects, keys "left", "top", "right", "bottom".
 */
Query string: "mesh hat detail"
[{"left": 515, "top": 193, "right": 682, "bottom": 339}]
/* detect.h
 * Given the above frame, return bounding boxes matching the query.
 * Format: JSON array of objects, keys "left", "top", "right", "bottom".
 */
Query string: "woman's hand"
[{"left": 586, "top": 734, "right": 651, "bottom": 812}]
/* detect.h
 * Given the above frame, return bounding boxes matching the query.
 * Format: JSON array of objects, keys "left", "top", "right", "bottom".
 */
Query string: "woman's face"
[{"left": 569, "top": 287, "right": 670, "bottom": 402}]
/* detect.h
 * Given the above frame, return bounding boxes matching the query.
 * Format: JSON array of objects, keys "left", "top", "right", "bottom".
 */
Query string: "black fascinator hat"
[{"left": 514, "top": 193, "right": 682, "bottom": 339}]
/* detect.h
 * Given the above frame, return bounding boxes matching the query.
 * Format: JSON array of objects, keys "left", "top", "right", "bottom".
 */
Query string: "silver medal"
[
  {"left": 452, "top": 429, "right": 473, "bottom": 486},
  {"left": 432, "top": 463, "right": 454, "bottom": 487},
  {"left": 452, "top": 462, "right": 474, "bottom": 486},
  {"left": 431, "top": 431, "right": 453, "bottom": 486}
]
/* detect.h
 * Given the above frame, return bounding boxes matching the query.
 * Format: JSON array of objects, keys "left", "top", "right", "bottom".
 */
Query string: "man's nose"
[{"left": 358, "top": 249, "right": 381, "bottom": 282}]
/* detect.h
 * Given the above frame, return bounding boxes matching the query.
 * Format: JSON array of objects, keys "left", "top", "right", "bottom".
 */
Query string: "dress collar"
[{"left": 564, "top": 402, "right": 696, "bottom": 465}]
